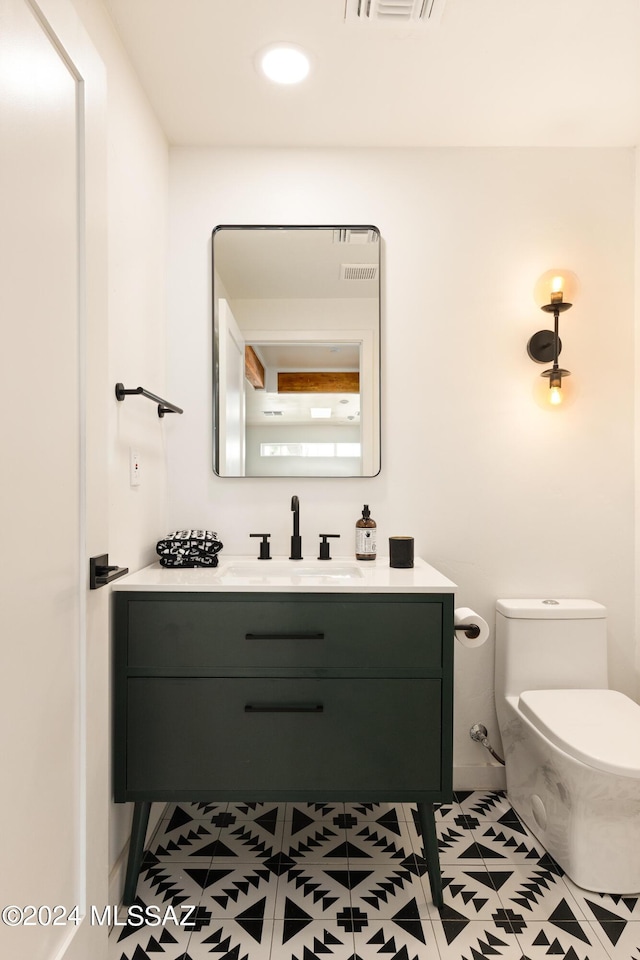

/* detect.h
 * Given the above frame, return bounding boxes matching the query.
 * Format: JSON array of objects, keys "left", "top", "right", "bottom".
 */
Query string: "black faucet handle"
[
  {"left": 250, "top": 533, "right": 272, "bottom": 560},
  {"left": 289, "top": 496, "right": 302, "bottom": 559},
  {"left": 318, "top": 534, "right": 340, "bottom": 560}
]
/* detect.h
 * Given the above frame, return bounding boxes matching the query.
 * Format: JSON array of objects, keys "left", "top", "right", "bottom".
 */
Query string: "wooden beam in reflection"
[
  {"left": 245, "top": 346, "right": 265, "bottom": 389},
  {"left": 278, "top": 372, "right": 359, "bottom": 393}
]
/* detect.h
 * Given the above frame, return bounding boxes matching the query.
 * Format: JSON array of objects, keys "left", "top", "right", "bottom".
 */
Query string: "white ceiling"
[
  {"left": 214, "top": 226, "right": 379, "bottom": 298},
  {"left": 103, "top": 0, "right": 640, "bottom": 148}
]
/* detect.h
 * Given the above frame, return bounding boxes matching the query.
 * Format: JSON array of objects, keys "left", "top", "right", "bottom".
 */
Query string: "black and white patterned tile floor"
[{"left": 109, "top": 791, "right": 640, "bottom": 960}]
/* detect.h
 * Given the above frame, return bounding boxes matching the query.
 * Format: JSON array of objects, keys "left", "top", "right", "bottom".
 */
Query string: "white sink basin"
[{"left": 217, "top": 559, "right": 364, "bottom": 582}]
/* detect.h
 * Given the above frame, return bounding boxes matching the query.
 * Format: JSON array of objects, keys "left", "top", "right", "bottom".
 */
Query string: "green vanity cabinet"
[{"left": 113, "top": 590, "right": 454, "bottom": 907}]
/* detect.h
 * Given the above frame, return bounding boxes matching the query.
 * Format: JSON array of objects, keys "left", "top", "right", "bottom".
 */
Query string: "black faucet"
[{"left": 290, "top": 495, "right": 302, "bottom": 560}]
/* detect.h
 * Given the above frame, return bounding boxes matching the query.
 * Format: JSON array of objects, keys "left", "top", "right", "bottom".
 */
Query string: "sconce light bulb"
[
  {"left": 541, "top": 366, "right": 569, "bottom": 404},
  {"left": 550, "top": 275, "right": 564, "bottom": 304}
]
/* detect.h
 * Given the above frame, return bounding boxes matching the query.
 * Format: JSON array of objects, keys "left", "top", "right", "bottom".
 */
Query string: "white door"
[
  {"left": 217, "top": 298, "right": 246, "bottom": 475},
  {"left": 0, "top": 0, "right": 108, "bottom": 957}
]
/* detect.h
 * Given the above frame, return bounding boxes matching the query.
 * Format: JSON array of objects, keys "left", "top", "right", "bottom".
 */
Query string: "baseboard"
[
  {"left": 453, "top": 763, "right": 506, "bottom": 792},
  {"left": 108, "top": 803, "right": 166, "bottom": 908}
]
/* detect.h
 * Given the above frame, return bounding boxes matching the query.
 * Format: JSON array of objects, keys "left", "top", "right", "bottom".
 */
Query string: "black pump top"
[{"left": 362, "top": 505, "right": 370, "bottom": 519}]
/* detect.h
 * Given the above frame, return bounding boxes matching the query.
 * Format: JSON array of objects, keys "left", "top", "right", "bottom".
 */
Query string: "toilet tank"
[{"left": 495, "top": 599, "right": 608, "bottom": 700}]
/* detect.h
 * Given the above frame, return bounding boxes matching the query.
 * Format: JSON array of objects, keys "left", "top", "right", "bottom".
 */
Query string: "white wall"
[
  {"left": 70, "top": 0, "right": 170, "bottom": 897},
  {"left": 231, "top": 297, "right": 377, "bottom": 332},
  {"left": 168, "top": 146, "right": 636, "bottom": 787},
  {"left": 636, "top": 147, "right": 640, "bottom": 714}
]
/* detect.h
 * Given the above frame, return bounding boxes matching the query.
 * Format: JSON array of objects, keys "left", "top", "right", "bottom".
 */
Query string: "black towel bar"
[{"left": 115, "top": 383, "right": 183, "bottom": 418}]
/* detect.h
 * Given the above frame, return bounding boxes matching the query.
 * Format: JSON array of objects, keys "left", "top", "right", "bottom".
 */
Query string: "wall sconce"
[{"left": 527, "top": 270, "right": 577, "bottom": 405}]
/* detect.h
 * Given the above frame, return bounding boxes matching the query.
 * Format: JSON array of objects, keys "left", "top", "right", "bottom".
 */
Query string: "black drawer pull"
[
  {"left": 244, "top": 703, "right": 324, "bottom": 713},
  {"left": 245, "top": 632, "right": 324, "bottom": 641}
]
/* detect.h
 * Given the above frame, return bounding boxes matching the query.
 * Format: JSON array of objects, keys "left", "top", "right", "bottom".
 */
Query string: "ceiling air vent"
[
  {"left": 341, "top": 263, "right": 379, "bottom": 281},
  {"left": 343, "top": 0, "right": 446, "bottom": 24},
  {"left": 333, "top": 228, "right": 379, "bottom": 244}
]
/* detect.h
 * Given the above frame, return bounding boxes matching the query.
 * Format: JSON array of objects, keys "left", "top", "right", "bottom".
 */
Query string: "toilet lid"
[{"left": 519, "top": 688, "right": 640, "bottom": 779}]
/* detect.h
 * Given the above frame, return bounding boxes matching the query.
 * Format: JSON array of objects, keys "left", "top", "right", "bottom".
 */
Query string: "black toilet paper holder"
[{"left": 454, "top": 622, "right": 481, "bottom": 640}]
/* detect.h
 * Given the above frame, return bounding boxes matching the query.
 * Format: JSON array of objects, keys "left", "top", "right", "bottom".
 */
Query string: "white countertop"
[{"left": 112, "top": 556, "right": 457, "bottom": 594}]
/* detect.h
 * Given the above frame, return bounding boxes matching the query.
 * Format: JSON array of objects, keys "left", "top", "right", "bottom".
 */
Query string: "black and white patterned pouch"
[{"left": 156, "top": 530, "right": 223, "bottom": 567}]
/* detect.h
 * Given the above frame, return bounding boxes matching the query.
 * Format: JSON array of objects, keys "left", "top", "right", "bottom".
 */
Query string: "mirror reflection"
[{"left": 212, "top": 225, "right": 381, "bottom": 477}]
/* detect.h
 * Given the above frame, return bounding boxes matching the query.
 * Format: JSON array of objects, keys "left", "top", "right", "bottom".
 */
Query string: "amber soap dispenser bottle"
[{"left": 355, "top": 504, "right": 377, "bottom": 560}]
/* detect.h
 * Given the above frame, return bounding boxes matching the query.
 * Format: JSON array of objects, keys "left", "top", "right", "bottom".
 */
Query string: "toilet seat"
[{"left": 519, "top": 688, "right": 640, "bottom": 779}]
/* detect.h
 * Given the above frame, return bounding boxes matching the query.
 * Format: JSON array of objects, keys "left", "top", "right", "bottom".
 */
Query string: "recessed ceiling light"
[{"left": 258, "top": 43, "right": 311, "bottom": 85}]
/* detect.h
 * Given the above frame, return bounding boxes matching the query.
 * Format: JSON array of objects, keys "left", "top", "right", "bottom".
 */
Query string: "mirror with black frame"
[{"left": 212, "top": 225, "right": 381, "bottom": 478}]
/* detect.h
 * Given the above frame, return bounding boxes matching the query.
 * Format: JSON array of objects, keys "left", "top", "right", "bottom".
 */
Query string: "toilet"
[{"left": 494, "top": 598, "right": 640, "bottom": 893}]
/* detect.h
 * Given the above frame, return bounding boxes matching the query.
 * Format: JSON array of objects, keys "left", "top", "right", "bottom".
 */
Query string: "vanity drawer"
[
  {"left": 124, "top": 677, "right": 442, "bottom": 796},
  {"left": 125, "top": 595, "right": 443, "bottom": 673}
]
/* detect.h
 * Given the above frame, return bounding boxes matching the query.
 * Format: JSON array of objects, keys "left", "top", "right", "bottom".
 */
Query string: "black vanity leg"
[
  {"left": 416, "top": 802, "right": 443, "bottom": 909},
  {"left": 122, "top": 801, "right": 151, "bottom": 906}
]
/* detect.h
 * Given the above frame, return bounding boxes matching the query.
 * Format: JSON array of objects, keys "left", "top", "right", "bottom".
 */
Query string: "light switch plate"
[{"left": 130, "top": 448, "right": 141, "bottom": 486}]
